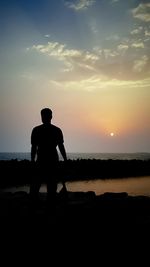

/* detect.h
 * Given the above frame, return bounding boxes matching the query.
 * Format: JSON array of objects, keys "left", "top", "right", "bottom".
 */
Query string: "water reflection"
[
  {"left": 65, "top": 176, "right": 150, "bottom": 197},
  {"left": 4, "top": 176, "right": 150, "bottom": 197}
]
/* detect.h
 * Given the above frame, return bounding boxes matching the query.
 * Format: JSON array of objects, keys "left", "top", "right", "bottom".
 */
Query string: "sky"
[{"left": 0, "top": 0, "right": 150, "bottom": 153}]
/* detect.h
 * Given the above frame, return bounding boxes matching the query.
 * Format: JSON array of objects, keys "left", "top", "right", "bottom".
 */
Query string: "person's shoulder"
[
  {"left": 51, "top": 124, "right": 62, "bottom": 132},
  {"left": 32, "top": 124, "right": 43, "bottom": 131}
]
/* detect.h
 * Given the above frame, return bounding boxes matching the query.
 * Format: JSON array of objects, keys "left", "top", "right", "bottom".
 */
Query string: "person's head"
[{"left": 41, "top": 108, "right": 52, "bottom": 124}]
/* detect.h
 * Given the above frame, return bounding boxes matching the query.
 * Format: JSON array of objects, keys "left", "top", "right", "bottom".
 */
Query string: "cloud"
[
  {"left": 103, "top": 49, "right": 119, "bottom": 58},
  {"left": 133, "top": 55, "right": 148, "bottom": 72},
  {"left": 49, "top": 75, "right": 150, "bottom": 91},
  {"left": 132, "top": 3, "right": 150, "bottom": 22},
  {"left": 131, "top": 42, "right": 144, "bottom": 48},
  {"left": 32, "top": 42, "right": 82, "bottom": 59},
  {"left": 117, "top": 44, "right": 129, "bottom": 51},
  {"left": 145, "top": 30, "right": 150, "bottom": 36},
  {"left": 130, "top": 26, "right": 143, "bottom": 35},
  {"left": 44, "top": 34, "right": 50, "bottom": 38},
  {"left": 65, "top": 0, "right": 95, "bottom": 11},
  {"left": 31, "top": 41, "right": 99, "bottom": 74},
  {"left": 28, "top": 40, "right": 150, "bottom": 87}
]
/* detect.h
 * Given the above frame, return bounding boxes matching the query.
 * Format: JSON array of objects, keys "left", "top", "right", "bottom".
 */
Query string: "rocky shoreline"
[
  {"left": 0, "top": 159, "right": 150, "bottom": 188},
  {"left": 1, "top": 189, "right": 150, "bottom": 258},
  {"left": 1, "top": 189, "right": 150, "bottom": 226}
]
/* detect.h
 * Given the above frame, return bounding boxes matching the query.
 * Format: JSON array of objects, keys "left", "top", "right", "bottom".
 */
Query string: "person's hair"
[{"left": 41, "top": 108, "right": 52, "bottom": 122}]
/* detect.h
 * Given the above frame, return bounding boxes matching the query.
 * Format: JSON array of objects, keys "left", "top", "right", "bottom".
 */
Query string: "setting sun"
[{"left": 110, "top": 133, "right": 114, "bottom": 137}]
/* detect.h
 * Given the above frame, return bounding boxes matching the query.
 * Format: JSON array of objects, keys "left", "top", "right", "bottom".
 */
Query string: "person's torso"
[{"left": 33, "top": 124, "right": 62, "bottom": 162}]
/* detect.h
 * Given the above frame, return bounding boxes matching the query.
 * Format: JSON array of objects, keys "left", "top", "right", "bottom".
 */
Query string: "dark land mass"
[
  {"left": 1, "top": 189, "right": 150, "bottom": 257},
  {"left": 0, "top": 158, "right": 150, "bottom": 188},
  {"left": 1, "top": 189, "right": 150, "bottom": 228},
  {"left": 0, "top": 159, "right": 150, "bottom": 259}
]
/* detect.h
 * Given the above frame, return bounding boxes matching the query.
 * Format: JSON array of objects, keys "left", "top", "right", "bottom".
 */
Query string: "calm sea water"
[
  {"left": 0, "top": 152, "right": 150, "bottom": 161},
  {"left": 3, "top": 176, "right": 150, "bottom": 197}
]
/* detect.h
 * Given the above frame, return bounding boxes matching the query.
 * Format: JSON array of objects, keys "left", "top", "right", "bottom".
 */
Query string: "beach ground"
[
  {"left": 1, "top": 189, "right": 150, "bottom": 232},
  {"left": 1, "top": 189, "right": 150, "bottom": 263}
]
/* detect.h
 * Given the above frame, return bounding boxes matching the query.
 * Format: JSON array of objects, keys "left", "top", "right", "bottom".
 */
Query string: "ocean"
[{"left": 0, "top": 152, "right": 150, "bottom": 161}]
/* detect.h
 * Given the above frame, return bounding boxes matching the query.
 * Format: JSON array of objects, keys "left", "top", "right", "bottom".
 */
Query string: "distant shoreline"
[{"left": 0, "top": 152, "right": 150, "bottom": 161}]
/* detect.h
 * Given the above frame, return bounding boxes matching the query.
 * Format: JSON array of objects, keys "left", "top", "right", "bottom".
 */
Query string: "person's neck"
[{"left": 43, "top": 122, "right": 51, "bottom": 125}]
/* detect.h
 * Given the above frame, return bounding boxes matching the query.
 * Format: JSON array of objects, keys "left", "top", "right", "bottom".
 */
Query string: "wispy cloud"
[
  {"left": 133, "top": 55, "right": 148, "bottom": 73},
  {"left": 145, "top": 30, "right": 150, "bottom": 36},
  {"left": 65, "top": 0, "right": 95, "bottom": 11},
  {"left": 131, "top": 42, "right": 144, "bottom": 48},
  {"left": 44, "top": 34, "right": 50, "bottom": 38},
  {"left": 132, "top": 3, "right": 150, "bottom": 22},
  {"left": 30, "top": 41, "right": 99, "bottom": 73},
  {"left": 28, "top": 40, "right": 150, "bottom": 89},
  {"left": 50, "top": 76, "right": 150, "bottom": 92},
  {"left": 130, "top": 26, "right": 143, "bottom": 35},
  {"left": 117, "top": 44, "right": 129, "bottom": 51}
]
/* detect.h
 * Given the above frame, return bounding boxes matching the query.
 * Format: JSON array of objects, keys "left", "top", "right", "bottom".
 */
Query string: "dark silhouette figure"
[{"left": 29, "top": 108, "right": 67, "bottom": 209}]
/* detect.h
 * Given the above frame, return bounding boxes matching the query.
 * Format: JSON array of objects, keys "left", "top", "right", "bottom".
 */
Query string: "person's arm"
[
  {"left": 58, "top": 143, "right": 67, "bottom": 161},
  {"left": 58, "top": 142, "right": 68, "bottom": 191},
  {"left": 31, "top": 144, "right": 37, "bottom": 162},
  {"left": 31, "top": 128, "right": 37, "bottom": 162}
]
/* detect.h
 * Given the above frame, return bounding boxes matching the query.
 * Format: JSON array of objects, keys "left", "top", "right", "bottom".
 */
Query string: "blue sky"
[{"left": 0, "top": 0, "right": 150, "bottom": 152}]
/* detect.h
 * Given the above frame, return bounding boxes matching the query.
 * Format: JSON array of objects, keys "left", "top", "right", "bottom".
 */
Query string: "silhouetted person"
[{"left": 29, "top": 108, "right": 67, "bottom": 210}]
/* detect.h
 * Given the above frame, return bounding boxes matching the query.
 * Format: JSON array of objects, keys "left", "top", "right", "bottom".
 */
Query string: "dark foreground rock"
[
  {"left": 1, "top": 190, "right": 150, "bottom": 227},
  {"left": 1, "top": 190, "right": 150, "bottom": 261}
]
